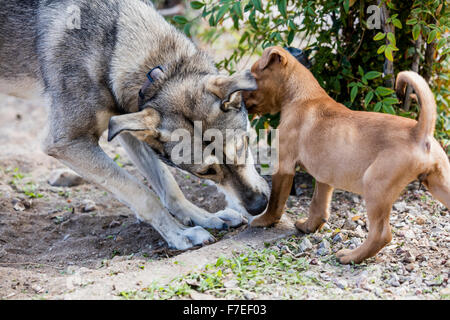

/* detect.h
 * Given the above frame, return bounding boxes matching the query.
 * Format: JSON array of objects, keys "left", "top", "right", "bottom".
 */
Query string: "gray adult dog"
[{"left": 0, "top": 0, "right": 270, "bottom": 250}]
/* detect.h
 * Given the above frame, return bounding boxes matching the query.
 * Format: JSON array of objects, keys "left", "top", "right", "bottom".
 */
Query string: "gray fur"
[{"left": 0, "top": 0, "right": 269, "bottom": 249}]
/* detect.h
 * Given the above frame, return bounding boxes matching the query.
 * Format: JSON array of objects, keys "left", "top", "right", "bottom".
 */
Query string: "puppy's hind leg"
[
  {"left": 295, "top": 182, "right": 334, "bottom": 233},
  {"left": 422, "top": 151, "right": 450, "bottom": 209}
]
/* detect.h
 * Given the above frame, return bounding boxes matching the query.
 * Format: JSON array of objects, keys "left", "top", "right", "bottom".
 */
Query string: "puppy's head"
[
  {"left": 108, "top": 69, "right": 269, "bottom": 216},
  {"left": 243, "top": 46, "right": 294, "bottom": 115}
]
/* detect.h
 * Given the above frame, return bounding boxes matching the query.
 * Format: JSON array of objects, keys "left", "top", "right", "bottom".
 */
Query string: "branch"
[
  {"left": 378, "top": 1, "right": 395, "bottom": 89},
  {"left": 158, "top": 3, "right": 185, "bottom": 17}
]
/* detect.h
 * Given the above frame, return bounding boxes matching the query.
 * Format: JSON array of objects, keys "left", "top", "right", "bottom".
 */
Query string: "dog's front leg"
[
  {"left": 295, "top": 182, "right": 334, "bottom": 233},
  {"left": 250, "top": 171, "right": 294, "bottom": 227},
  {"left": 118, "top": 133, "right": 244, "bottom": 229},
  {"left": 45, "top": 136, "right": 214, "bottom": 250}
]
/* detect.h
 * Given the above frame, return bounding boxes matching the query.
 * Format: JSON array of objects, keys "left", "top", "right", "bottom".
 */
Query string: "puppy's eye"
[{"left": 199, "top": 167, "right": 217, "bottom": 176}]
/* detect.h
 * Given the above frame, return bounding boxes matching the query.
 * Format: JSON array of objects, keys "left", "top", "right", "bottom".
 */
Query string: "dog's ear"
[
  {"left": 206, "top": 70, "right": 257, "bottom": 112},
  {"left": 259, "top": 46, "right": 288, "bottom": 70},
  {"left": 107, "top": 108, "right": 161, "bottom": 142}
]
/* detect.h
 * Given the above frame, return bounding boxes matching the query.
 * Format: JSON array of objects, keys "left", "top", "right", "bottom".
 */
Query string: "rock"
[
  {"left": 190, "top": 291, "right": 216, "bottom": 300},
  {"left": 440, "top": 288, "right": 450, "bottom": 296},
  {"left": 317, "top": 239, "right": 331, "bottom": 256},
  {"left": 415, "top": 216, "right": 426, "bottom": 225},
  {"left": 0, "top": 185, "right": 13, "bottom": 198},
  {"left": 343, "top": 219, "right": 357, "bottom": 231},
  {"left": 402, "top": 251, "right": 416, "bottom": 264},
  {"left": 248, "top": 279, "right": 256, "bottom": 287},
  {"left": 354, "top": 226, "right": 365, "bottom": 238},
  {"left": 332, "top": 233, "right": 344, "bottom": 243},
  {"left": 386, "top": 274, "right": 400, "bottom": 287},
  {"left": 0, "top": 248, "right": 6, "bottom": 258},
  {"left": 334, "top": 279, "right": 348, "bottom": 289},
  {"left": 299, "top": 238, "right": 313, "bottom": 252},
  {"left": 244, "top": 292, "right": 257, "bottom": 300},
  {"left": 31, "top": 285, "right": 44, "bottom": 294},
  {"left": 350, "top": 237, "right": 362, "bottom": 247},
  {"left": 48, "top": 169, "right": 84, "bottom": 187},
  {"left": 12, "top": 199, "right": 26, "bottom": 211},
  {"left": 405, "top": 263, "right": 415, "bottom": 272},
  {"left": 224, "top": 280, "right": 238, "bottom": 288},
  {"left": 393, "top": 201, "right": 407, "bottom": 212},
  {"left": 81, "top": 199, "right": 97, "bottom": 212},
  {"left": 109, "top": 220, "right": 121, "bottom": 228}
]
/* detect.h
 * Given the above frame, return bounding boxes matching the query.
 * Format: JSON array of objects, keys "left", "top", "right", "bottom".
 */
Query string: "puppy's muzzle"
[{"left": 244, "top": 193, "right": 268, "bottom": 216}]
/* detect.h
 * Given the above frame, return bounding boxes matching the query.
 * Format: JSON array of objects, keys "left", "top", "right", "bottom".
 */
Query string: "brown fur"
[{"left": 243, "top": 46, "right": 450, "bottom": 264}]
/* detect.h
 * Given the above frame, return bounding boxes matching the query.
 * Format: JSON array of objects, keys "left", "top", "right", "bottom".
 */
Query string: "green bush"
[{"left": 172, "top": 0, "right": 449, "bottom": 154}]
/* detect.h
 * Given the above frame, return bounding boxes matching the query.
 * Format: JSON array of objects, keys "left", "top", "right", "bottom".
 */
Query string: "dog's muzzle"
[{"left": 244, "top": 193, "right": 268, "bottom": 216}]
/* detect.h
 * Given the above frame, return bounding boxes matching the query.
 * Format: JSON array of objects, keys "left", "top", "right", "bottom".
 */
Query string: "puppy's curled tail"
[{"left": 395, "top": 71, "right": 436, "bottom": 151}]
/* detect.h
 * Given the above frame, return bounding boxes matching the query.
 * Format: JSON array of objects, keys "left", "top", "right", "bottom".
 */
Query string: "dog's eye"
[{"left": 199, "top": 167, "right": 217, "bottom": 176}]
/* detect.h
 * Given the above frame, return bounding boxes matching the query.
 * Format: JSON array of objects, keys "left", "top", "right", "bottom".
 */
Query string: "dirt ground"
[{"left": 0, "top": 93, "right": 449, "bottom": 300}]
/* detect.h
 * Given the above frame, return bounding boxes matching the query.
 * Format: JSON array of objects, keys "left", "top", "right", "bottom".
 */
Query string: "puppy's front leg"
[
  {"left": 295, "top": 182, "right": 334, "bottom": 233},
  {"left": 250, "top": 171, "right": 294, "bottom": 227}
]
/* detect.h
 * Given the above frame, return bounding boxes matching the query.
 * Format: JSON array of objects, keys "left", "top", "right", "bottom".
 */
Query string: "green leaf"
[
  {"left": 350, "top": 86, "right": 358, "bottom": 103},
  {"left": 190, "top": 1, "right": 204, "bottom": 10},
  {"left": 287, "top": 30, "right": 295, "bottom": 45},
  {"left": 358, "top": 65, "right": 365, "bottom": 77},
  {"left": 393, "top": 19, "right": 402, "bottom": 29},
  {"left": 412, "top": 24, "right": 421, "bottom": 40},
  {"left": 437, "top": 38, "right": 446, "bottom": 50},
  {"left": 387, "top": 32, "right": 396, "bottom": 46},
  {"left": 343, "top": 0, "right": 349, "bottom": 14},
  {"left": 382, "top": 103, "right": 396, "bottom": 114},
  {"left": 278, "top": 0, "right": 287, "bottom": 18},
  {"left": 427, "top": 29, "right": 437, "bottom": 44},
  {"left": 373, "top": 32, "right": 386, "bottom": 41},
  {"left": 376, "top": 86, "right": 395, "bottom": 96},
  {"left": 406, "top": 18, "right": 417, "bottom": 25},
  {"left": 252, "top": 0, "right": 264, "bottom": 13},
  {"left": 383, "top": 97, "right": 399, "bottom": 105},
  {"left": 374, "top": 102, "right": 382, "bottom": 112},
  {"left": 183, "top": 23, "right": 191, "bottom": 37},
  {"left": 377, "top": 45, "right": 386, "bottom": 54},
  {"left": 385, "top": 46, "right": 394, "bottom": 61},
  {"left": 365, "top": 71, "right": 382, "bottom": 80},
  {"left": 233, "top": 2, "right": 243, "bottom": 19},
  {"left": 173, "top": 15, "right": 188, "bottom": 25},
  {"left": 216, "top": 4, "right": 230, "bottom": 23},
  {"left": 364, "top": 91, "right": 374, "bottom": 107}
]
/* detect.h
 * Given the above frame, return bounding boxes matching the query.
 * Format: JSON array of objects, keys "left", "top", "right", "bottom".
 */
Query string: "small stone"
[
  {"left": 405, "top": 263, "right": 415, "bottom": 272},
  {"left": 31, "top": 285, "right": 44, "bottom": 294},
  {"left": 415, "top": 217, "right": 426, "bottom": 225},
  {"left": 82, "top": 199, "right": 97, "bottom": 212},
  {"left": 440, "top": 288, "right": 450, "bottom": 296},
  {"left": 343, "top": 220, "right": 357, "bottom": 231},
  {"left": 248, "top": 279, "right": 256, "bottom": 287},
  {"left": 350, "top": 237, "right": 362, "bottom": 247},
  {"left": 268, "top": 255, "right": 276, "bottom": 264},
  {"left": 0, "top": 248, "right": 6, "bottom": 258},
  {"left": 48, "top": 169, "right": 84, "bottom": 187},
  {"left": 244, "top": 292, "right": 257, "bottom": 300},
  {"left": 386, "top": 274, "right": 400, "bottom": 287},
  {"left": 190, "top": 291, "right": 216, "bottom": 300},
  {"left": 317, "top": 239, "right": 331, "bottom": 256},
  {"left": 354, "top": 226, "right": 365, "bottom": 238},
  {"left": 393, "top": 201, "right": 407, "bottom": 212},
  {"left": 333, "top": 233, "right": 344, "bottom": 243},
  {"left": 109, "top": 220, "right": 121, "bottom": 228},
  {"left": 402, "top": 251, "right": 416, "bottom": 263},
  {"left": 310, "top": 258, "right": 319, "bottom": 265},
  {"left": 224, "top": 280, "right": 238, "bottom": 288},
  {"left": 334, "top": 279, "right": 348, "bottom": 289},
  {"left": 13, "top": 200, "right": 26, "bottom": 212},
  {"left": 299, "top": 238, "right": 313, "bottom": 252}
]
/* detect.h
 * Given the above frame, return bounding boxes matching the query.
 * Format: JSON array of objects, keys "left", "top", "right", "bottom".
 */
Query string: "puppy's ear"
[
  {"left": 108, "top": 108, "right": 161, "bottom": 142},
  {"left": 206, "top": 70, "right": 257, "bottom": 112},
  {"left": 259, "top": 47, "right": 288, "bottom": 70}
]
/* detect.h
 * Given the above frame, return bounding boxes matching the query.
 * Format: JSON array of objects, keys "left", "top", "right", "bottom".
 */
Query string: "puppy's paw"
[
  {"left": 215, "top": 209, "right": 246, "bottom": 228},
  {"left": 295, "top": 218, "right": 313, "bottom": 234},
  {"left": 336, "top": 249, "right": 358, "bottom": 264},
  {"left": 249, "top": 213, "right": 279, "bottom": 228}
]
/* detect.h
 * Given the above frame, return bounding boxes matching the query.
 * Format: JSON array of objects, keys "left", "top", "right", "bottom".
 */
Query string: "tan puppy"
[{"left": 243, "top": 46, "right": 450, "bottom": 264}]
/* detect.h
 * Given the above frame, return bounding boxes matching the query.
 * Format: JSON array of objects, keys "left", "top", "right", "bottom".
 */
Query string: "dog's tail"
[{"left": 395, "top": 71, "right": 436, "bottom": 151}]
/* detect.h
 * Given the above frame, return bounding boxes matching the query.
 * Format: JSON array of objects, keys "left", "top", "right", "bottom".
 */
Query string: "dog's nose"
[{"left": 245, "top": 193, "right": 268, "bottom": 216}]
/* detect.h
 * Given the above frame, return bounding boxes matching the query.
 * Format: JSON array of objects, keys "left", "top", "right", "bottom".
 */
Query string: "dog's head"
[
  {"left": 243, "top": 46, "right": 295, "bottom": 115},
  {"left": 108, "top": 69, "right": 269, "bottom": 216}
]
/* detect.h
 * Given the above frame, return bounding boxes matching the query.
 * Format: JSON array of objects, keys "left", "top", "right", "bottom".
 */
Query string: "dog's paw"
[
  {"left": 294, "top": 218, "right": 313, "bottom": 233},
  {"left": 182, "top": 226, "right": 215, "bottom": 247},
  {"left": 249, "top": 213, "right": 279, "bottom": 228},
  {"left": 336, "top": 249, "right": 357, "bottom": 264},
  {"left": 215, "top": 209, "right": 246, "bottom": 228}
]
